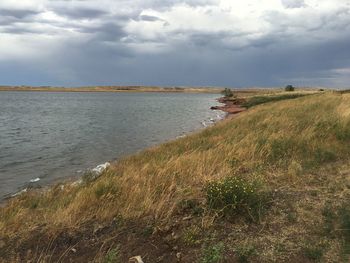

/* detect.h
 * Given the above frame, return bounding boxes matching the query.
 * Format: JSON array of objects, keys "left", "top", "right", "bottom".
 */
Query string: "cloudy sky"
[{"left": 0, "top": 0, "right": 350, "bottom": 87}]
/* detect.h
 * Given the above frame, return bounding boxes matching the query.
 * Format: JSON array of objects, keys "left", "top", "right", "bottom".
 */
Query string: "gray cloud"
[
  {"left": 0, "top": 8, "right": 40, "bottom": 18},
  {"left": 1, "top": 0, "right": 350, "bottom": 88},
  {"left": 281, "top": 0, "right": 306, "bottom": 9},
  {"left": 78, "top": 22, "right": 127, "bottom": 42},
  {"left": 51, "top": 7, "right": 108, "bottom": 19},
  {"left": 138, "top": 15, "right": 163, "bottom": 22}
]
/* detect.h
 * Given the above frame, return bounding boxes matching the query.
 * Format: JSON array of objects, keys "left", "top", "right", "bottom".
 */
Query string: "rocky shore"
[{"left": 211, "top": 96, "right": 246, "bottom": 116}]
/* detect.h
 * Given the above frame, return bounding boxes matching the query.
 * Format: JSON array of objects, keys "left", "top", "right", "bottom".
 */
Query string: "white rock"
[
  {"left": 29, "top": 178, "right": 40, "bottom": 183},
  {"left": 92, "top": 162, "right": 110, "bottom": 175},
  {"left": 11, "top": 188, "right": 27, "bottom": 197},
  {"left": 129, "top": 256, "right": 144, "bottom": 263}
]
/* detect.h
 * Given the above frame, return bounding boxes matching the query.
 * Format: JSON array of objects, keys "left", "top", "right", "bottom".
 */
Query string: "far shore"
[{"left": 0, "top": 85, "right": 223, "bottom": 94}]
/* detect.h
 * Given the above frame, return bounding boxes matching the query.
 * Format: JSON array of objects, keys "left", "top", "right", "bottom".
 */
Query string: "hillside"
[{"left": 1, "top": 90, "right": 350, "bottom": 262}]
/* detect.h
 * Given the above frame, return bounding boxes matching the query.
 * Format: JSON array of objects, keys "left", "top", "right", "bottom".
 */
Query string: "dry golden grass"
[{"left": 1, "top": 90, "right": 350, "bottom": 262}]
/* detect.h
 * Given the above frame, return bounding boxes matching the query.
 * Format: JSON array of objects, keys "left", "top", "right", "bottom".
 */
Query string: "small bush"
[
  {"left": 339, "top": 205, "right": 350, "bottom": 253},
  {"left": 205, "top": 176, "right": 269, "bottom": 221},
  {"left": 182, "top": 226, "right": 201, "bottom": 245},
  {"left": 322, "top": 201, "right": 350, "bottom": 256},
  {"left": 201, "top": 243, "right": 225, "bottom": 263},
  {"left": 235, "top": 245, "right": 256, "bottom": 263},
  {"left": 285, "top": 85, "right": 295, "bottom": 91},
  {"left": 221, "top": 88, "right": 234, "bottom": 98},
  {"left": 103, "top": 247, "right": 121, "bottom": 263},
  {"left": 142, "top": 225, "right": 154, "bottom": 238},
  {"left": 178, "top": 199, "right": 204, "bottom": 216},
  {"left": 302, "top": 243, "right": 324, "bottom": 262}
]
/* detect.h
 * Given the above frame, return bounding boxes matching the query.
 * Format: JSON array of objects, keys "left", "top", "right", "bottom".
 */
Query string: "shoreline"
[
  {"left": 0, "top": 86, "right": 222, "bottom": 94},
  {"left": 211, "top": 96, "right": 247, "bottom": 118}
]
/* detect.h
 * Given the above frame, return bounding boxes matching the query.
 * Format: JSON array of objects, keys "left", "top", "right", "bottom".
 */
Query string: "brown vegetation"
[{"left": 1, "top": 89, "right": 350, "bottom": 262}]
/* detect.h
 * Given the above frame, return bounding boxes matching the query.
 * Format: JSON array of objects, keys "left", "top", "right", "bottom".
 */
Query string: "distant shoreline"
[{"left": 0, "top": 86, "right": 222, "bottom": 94}]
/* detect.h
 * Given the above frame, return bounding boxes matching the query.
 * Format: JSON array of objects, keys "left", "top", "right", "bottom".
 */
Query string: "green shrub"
[
  {"left": 235, "top": 245, "right": 256, "bottom": 263},
  {"left": 201, "top": 243, "right": 225, "bottom": 263},
  {"left": 103, "top": 247, "right": 121, "bottom": 263},
  {"left": 303, "top": 246, "right": 323, "bottom": 262},
  {"left": 322, "top": 201, "right": 350, "bottom": 257},
  {"left": 182, "top": 226, "right": 201, "bottom": 245},
  {"left": 205, "top": 176, "right": 269, "bottom": 221},
  {"left": 178, "top": 199, "right": 204, "bottom": 216},
  {"left": 339, "top": 205, "right": 350, "bottom": 254},
  {"left": 285, "top": 85, "right": 295, "bottom": 91},
  {"left": 221, "top": 88, "right": 234, "bottom": 98}
]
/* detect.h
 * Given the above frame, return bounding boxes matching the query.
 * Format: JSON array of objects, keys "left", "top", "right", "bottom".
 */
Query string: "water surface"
[{"left": 0, "top": 91, "right": 224, "bottom": 198}]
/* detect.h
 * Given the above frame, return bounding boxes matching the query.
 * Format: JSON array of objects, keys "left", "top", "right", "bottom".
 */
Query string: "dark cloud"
[
  {"left": 0, "top": 8, "right": 40, "bottom": 19},
  {"left": 138, "top": 15, "right": 163, "bottom": 22},
  {"left": 1, "top": 0, "right": 350, "bottom": 88},
  {"left": 78, "top": 22, "right": 127, "bottom": 41},
  {"left": 51, "top": 7, "right": 108, "bottom": 19},
  {"left": 0, "top": 26, "right": 43, "bottom": 35}
]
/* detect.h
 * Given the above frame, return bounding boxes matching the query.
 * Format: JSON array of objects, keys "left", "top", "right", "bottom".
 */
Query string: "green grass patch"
[
  {"left": 322, "top": 201, "right": 350, "bottom": 258},
  {"left": 235, "top": 244, "right": 256, "bottom": 263},
  {"left": 103, "top": 246, "right": 121, "bottom": 263},
  {"left": 242, "top": 94, "right": 308, "bottom": 108},
  {"left": 182, "top": 225, "right": 202, "bottom": 246},
  {"left": 302, "top": 242, "right": 325, "bottom": 262},
  {"left": 200, "top": 242, "right": 225, "bottom": 263}
]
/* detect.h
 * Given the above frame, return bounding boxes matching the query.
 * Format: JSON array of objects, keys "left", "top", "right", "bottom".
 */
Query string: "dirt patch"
[{"left": 211, "top": 97, "right": 247, "bottom": 116}]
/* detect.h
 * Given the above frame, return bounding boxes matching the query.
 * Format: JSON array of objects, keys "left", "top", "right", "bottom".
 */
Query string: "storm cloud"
[{"left": 0, "top": 0, "right": 350, "bottom": 88}]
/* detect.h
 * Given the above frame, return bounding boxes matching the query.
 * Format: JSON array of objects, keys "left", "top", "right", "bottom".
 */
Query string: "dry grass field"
[{"left": 1, "top": 89, "right": 350, "bottom": 262}]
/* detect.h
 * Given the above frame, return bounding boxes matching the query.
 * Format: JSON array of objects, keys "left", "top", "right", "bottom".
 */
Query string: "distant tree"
[
  {"left": 221, "top": 88, "right": 234, "bottom": 97},
  {"left": 285, "top": 85, "right": 295, "bottom": 92}
]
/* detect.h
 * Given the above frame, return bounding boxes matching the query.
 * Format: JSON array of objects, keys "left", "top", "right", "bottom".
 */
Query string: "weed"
[
  {"left": 178, "top": 199, "right": 204, "bottom": 216},
  {"left": 103, "top": 246, "right": 120, "bottom": 263},
  {"left": 235, "top": 244, "right": 256, "bottom": 263},
  {"left": 142, "top": 225, "right": 154, "bottom": 238},
  {"left": 314, "top": 148, "right": 337, "bottom": 164},
  {"left": 339, "top": 204, "right": 350, "bottom": 254},
  {"left": 302, "top": 242, "right": 324, "bottom": 262},
  {"left": 200, "top": 242, "right": 225, "bottom": 263},
  {"left": 322, "top": 201, "right": 335, "bottom": 236},
  {"left": 183, "top": 226, "right": 202, "bottom": 245},
  {"left": 205, "top": 176, "right": 269, "bottom": 221},
  {"left": 286, "top": 210, "right": 297, "bottom": 223}
]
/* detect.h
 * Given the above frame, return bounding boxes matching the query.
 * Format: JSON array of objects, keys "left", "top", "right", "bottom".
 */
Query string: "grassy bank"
[{"left": 1, "top": 90, "right": 350, "bottom": 262}]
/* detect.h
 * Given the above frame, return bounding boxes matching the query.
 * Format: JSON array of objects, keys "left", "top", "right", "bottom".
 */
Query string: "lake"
[{"left": 0, "top": 91, "right": 224, "bottom": 199}]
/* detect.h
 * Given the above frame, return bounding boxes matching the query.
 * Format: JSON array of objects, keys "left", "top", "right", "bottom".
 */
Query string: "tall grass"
[{"left": 1, "top": 92, "right": 350, "bottom": 246}]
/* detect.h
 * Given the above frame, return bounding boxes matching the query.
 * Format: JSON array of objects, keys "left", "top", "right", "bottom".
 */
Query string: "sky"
[{"left": 0, "top": 0, "right": 350, "bottom": 87}]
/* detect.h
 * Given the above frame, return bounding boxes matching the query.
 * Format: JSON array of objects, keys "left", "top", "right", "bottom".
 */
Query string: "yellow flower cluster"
[{"left": 205, "top": 176, "right": 259, "bottom": 215}]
